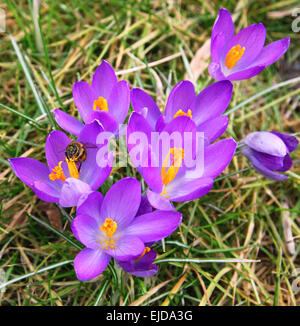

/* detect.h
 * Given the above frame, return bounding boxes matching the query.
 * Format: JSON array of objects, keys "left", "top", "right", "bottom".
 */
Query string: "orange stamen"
[
  {"left": 161, "top": 148, "right": 184, "bottom": 186},
  {"left": 66, "top": 158, "right": 80, "bottom": 179},
  {"left": 49, "top": 161, "right": 66, "bottom": 182},
  {"left": 173, "top": 109, "right": 192, "bottom": 119},
  {"left": 93, "top": 96, "right": 108, "bottom": 112},
  {"left": 225, "top": 45, "right": 245, "bottom": 69},
  {"left": 100, "top": 218, "right": 117, "bottom": 238},
  {"left": 99, "top": 218, "right": 118, "bottom": 250},
  {"left": 134, "top": 247, "right": 151, "bottom": 261}
]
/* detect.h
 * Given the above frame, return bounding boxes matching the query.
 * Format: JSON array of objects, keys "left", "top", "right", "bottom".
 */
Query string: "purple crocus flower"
[
  {"left": 71, "top": 178, "right": 181, "bottom": 281},
  {"left": 240, "top": 131, "right": 298, "bottom": 181},
  {"left": 209, "top": 8, "right": 290, "bottom": 81},
  {"left": 127, "top": 112, "right": 237, "bottom": 210},
  {"left": 54, "top": 60, "right": 130, "bottom": 136},
  {"left": 9, "top": 121, "right": 113, "bottom": 207},
  {"left": 131, "top": 80, "right": 233, "bottom": 144}
]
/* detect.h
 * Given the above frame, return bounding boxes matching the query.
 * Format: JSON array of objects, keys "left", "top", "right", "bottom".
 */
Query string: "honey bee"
[{"left": 65, "top": 142, "right": 87, "bottom": 172}]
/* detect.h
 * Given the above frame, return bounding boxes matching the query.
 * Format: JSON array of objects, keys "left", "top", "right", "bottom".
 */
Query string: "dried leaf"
[
  {"left": 37, "top": 203, "right": 62, "bottom": 231},
  {"left": 184, "top": 39, "right": 210, "bottom": 83},
  {"left": 282, "top": 201, "right": 295, "bottom": 256}
]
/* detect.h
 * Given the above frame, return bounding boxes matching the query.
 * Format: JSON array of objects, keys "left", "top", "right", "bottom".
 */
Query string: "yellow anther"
[
  {"left": 160, "top": 186, "right": 169, "bottom": 199},
  {"left": 100, "top": 218, "right": 117, "bottom": 238},
  {"left": 93, "top": 96, "right": 108, "bottom": 112},
  {"left": 173, "top": 109, "right": 192, "bottom": 119},
  {"left": 101, "top": 238, "right": 115, "bottom": 250},
  {"left": 161, "top": 148, "right": 184, "bottom": 186},
  {"left": 225, "top": 45, "right": 245, "bottom": 69},
  {"left": 49, "top": 161, "right": 66, "bottom": 182},
  {"left": 99, "top": 218, "right": 118, "bottom": 250},
  {"left": 66, "top": 158, "right": 80, "bottom": 179},
  {"left": 134, "top": 247, "right": 151, "bottom": 261}
]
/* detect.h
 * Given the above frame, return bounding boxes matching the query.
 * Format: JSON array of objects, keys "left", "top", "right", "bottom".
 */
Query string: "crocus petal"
[
  {"left": 226, "top": 65, "right": 265, "bottom": 81},
  {"left": 45, "top": 130, "right": 71, "bottom": 170},
  {"left": 192, "top": 80, "right": 233, "bottom": 125},
  {"left": 161, "top": 115, "right": 197, "bottom": 137},
  {"left": 202, "top": 139, "right": 237, "bottom": 178},
  {"left": 77, "top": 119, "right": 103, "bottom": 145},
  {"left": 9, "top": 157, "right": 51, "bottom": 189},
  {"left": 136, "top": 195, "right": 153, "bottom": 216},
  {"left": 74, "top": 248, "right": 111, "bottom": 281},
  {"left": 250, "top": 37, "right": 290, "bottom": 67},
  {"left": 131, "top": 88, "right": 162, "bottom": 130},
  {"left": 59, "top": 178, "right": 92, "bottom": 207},
  {"left": 77, "top": 191, "right": 104, "bottom": 223},
  {"left": 117, "top": 248, "right": 158, "bottom": 277},
  {"left": 91, "top": 60, "right": 118, "bottom": 99},
  {"left": 253, "top": 150, "right": 284, "bottom": 171},
  {"left": 9, "top": 157, "right": 61, "bottom": 202},
  {"left": 106, "top": 236, "right": 145, "bottom": 261},
  {"left": 197, "top": 116, "right": 229, "bottom": 144},
  {"left": 253, "top": 164, "right": 289, "bottom": 181},
  {"left": 208, "top": 62, "right": 226, "bottom": 80},
  {"left": 125, "top": 210, "right": 182, "bottom": 243},
  {"left": 73, "top": 81, "right": 97, "bottom": 122},
  {"left": 242, "top": 131, "right": 287, "bottom": 157},
  {"left": 100, "top": 178, "right": 141, "bottom": 228},
  {"left": 130, "top": 265, "right": 158, "bottom": 277},
  {"left": 85, "top": 111, "right": 118, "bottom": 133},
  {"left": 241, "top": 146, "right": 288, "bottom": 181},
  {"left": 223, "top": 23, "right": 266, "bottom": 72},
  {"left": 140, "top": 147, "right": 163, "bottom": 193},
  {"left": 107, "top": 80, "right": 130, "bottom": 124},
  {"left": 91, "top": 149, "right": 114, "bottom": 190},
  {"left": 184, "top": 138, "right": 236, "bottom": 180},
  {"left": 53, "top": 109, "right": 84, "bottom": 137},
  {"left": 71, "top": 214, "right": 99, "bottom": 249},
  {"left": 146, "top": 189, "right": 175, "bottom": 211},
  {"left": 212, "top": 8, "right": 234, "bottom": 46},
  {"left": 211, "top": 32, "right": 226, "bottom": 62},
  {"left": 77, "top": 120, "right": 112, "bottom": 189},
  {"left": 32, "top": 180, "right": 61, "bottom": 202},
  {"left": 166, "top": 177, "right": 214, "bottom": 202},
  {"left": 276, "top": 154, "right": 293, "bottom": 172},
  {"left": 164, "top": 81, "right": 195, "bottom": 122},
  {"left": 270, "top": 131, "right": 298, "bottom": 153},
  {"left": 127, "top": 112, "right": 152, "bottom": 154},
  {"left": 155, "top": 115, "right": 167, "bottom": 132},
  {"left": 133, "top": 248, "right": 157, "bottom": 270}
]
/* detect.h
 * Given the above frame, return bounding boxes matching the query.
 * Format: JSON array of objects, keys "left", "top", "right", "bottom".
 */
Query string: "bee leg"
[{"left": 77, "top": 162, "right": 83, "bottom": 173}]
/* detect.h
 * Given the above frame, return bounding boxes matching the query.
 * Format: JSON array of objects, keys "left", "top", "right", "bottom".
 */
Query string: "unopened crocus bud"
[{"left": 240, "top": 131, "right": 298, "bottom": 181}]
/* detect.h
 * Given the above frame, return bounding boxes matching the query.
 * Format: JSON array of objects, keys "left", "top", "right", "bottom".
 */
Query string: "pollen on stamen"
[
  {"left": 225, "top": 45, "right": 245, "bottom": 69},
  {"left": 161, "top": 148, "right": 185, "bottom": 186},
  {"left": 160, "top": 186, "right": 169, "bottom": 199},
  {"left": 99, "top": 218, "right": 118, "bottom": 250},
  {"left": 49, "top": 161, "right": 66, "bottom": 182},
  {"left": 93, "top": 96, "right": 108, "bottom": 112},
  {"left": 66, "top": 158, "right": 80, "bottom": 179},
  {"left": 173, "top": 109, "right": 192, "bottom": 119}
]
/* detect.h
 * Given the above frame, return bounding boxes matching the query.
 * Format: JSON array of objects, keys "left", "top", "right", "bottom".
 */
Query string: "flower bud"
[{"left": 240, "top": 131, "right": 298, "bottom": 181}]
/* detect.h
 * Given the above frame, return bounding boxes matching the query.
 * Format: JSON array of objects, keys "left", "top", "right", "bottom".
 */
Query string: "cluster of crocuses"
[{"left": 9, "top": 9, "right": 298, "bottom": 281}]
